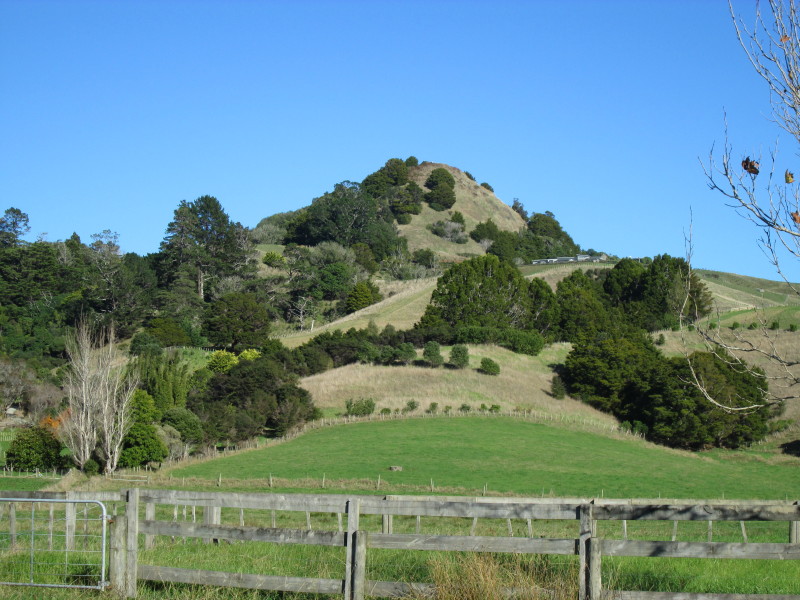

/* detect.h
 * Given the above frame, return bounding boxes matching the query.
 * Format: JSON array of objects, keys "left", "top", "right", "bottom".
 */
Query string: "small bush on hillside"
[
  {"left": 479, "top": 358, "right": 500, "bottom": 376},
  {"left": 262, "top": 251, "right": 285, "bottom": 268},
  {"left": 655, "top": 333, "right": 666, "bottom": 346},
  {"left": 83, "top": 459, "right": 100, "bottom": 476},
  {"left": 423, "top": 341, "right": 444, "bottom": 368},
  {"left": 480, "top": 182, "right": 494, "bottom": 192},
  {"left": 464, "top": 171, "right": 475, "bottom": 181},
  {"left": 449, "top": 344, "right": 469, "bottom": 369},
  {"left": 770, "top": 321, "right": 780, "bottom": 330},
  {"left": 345, "top": 397, "right": 376, "bottom": 417},
  {"left": 405, "top": 156, "right": 419, "bottom": 167},
  {"left": 162, "top": 407, "right": 204, "bottom": 443},
  {"left": 790, "top": 324, "right": 798, "bottom": 332},
  {"left": 396, "top": 213, "right": 412, "bottom": 225},
  {"left": 426, "top": 402, "right": 439, "bottom": 414},
  {"left": 129, "top": 331, "right": 163, "bottom": 357},
  {"left": 731, "top": 321, "right": 741, "bottom": 330},
  {"left": 402, "top": 400, "right": 419, "bottom": 414},
  {"left": 379, "top": 408, "right": 391, "bottom": 416},
  {"left": 207, "top": 350, "right": 239, "bottom": 373},
  {"left": 551, "top": 375, "right": 566, "bottom": 399},
  {"left": 459, "top": 403, "right": 472, "bottom": 413}
]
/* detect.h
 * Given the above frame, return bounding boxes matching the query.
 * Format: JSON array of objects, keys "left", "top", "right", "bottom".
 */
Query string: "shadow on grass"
[{"left": 780, "top": 440, "right": 800, "bottom": 457}]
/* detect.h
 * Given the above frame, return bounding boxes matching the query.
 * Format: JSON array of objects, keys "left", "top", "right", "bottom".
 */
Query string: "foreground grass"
[{"left": 169, "top": 417, "right": 800, "bottom": 500}]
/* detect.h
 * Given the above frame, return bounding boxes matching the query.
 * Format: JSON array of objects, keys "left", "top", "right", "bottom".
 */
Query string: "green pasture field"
[{"left": 170, "top": 417, "right": 800, "bottom": 500}]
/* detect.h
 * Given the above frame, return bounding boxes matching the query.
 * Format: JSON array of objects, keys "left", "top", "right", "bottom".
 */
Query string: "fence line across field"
[{"left": 0, "top": 490, "right": 798, "bottom": 599}]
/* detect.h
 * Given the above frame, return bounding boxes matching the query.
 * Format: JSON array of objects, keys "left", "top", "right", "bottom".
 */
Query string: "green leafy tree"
[
  {"left": 206, "top": 350, "right": 239, "bottom": 373},
  {"left": 0, "top": 208, "right": 30, "bottom": 247},
  {"left": 425, "top": 168, "right": 456, "bottom": 191},
  {"left": 203, "top": 292, "right": 271, "bottom": 350},
  {"left": 419, "top": 255, "right": 532, "bottom": 330},
  {"left": 162, "top": 407, "right": 204, "bottom": 443},
  {"left": 160, "top": 195, "right": 251, "bottom": 300},
  {"left": 345, "top": 280, "right": 382, "bottom": 313},
  {"left": 425, "top": 185, "right": 456, "bottom": 211},
  {"left": 119, "top": 423, "right": 168, "bottom": 468},
  {"left": 6, "top": 427, "right": 67, "bottom": 471}
]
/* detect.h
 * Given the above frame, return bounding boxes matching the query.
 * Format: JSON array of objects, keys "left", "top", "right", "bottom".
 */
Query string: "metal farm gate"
[{"left": 0, "top": 497, "right": 109, "bottom": 590}]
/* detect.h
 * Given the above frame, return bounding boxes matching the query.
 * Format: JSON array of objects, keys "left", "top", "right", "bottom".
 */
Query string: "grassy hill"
[{"left": 168, "top": 417, "right": 800, "bottom": 500}]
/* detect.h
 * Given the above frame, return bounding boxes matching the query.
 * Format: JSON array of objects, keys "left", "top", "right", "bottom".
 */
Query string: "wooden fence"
[{"left": 0, "top": 490, "right": 799, "bottom": 599}]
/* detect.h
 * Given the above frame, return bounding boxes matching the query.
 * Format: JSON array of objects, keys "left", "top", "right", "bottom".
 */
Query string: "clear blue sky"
[{"left": 2, "top": 0, "right": 797, "bottom": 281}]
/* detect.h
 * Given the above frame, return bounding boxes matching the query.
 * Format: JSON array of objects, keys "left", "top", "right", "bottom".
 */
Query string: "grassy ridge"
[{"left": 170, "top": 417, "right": 800, "bottom": 500}]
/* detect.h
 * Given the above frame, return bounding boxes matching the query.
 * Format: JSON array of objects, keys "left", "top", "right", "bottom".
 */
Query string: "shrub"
[
  {"left": 262, "top": 251, "right": 285, "bottom": 268},
  {"left": 449, "top": 344, "right": 469, "bottom": 369},
  {"left": 709, "top": 321, "right": 717, "bottom": 329},
  {"left": 480, "top": 182, "right": 494, "bottom": 192},
  {"left": 345, "top": 281, "right": 382, "bottom": 313},
  {"left": 459, "top": 403, "right": 472, "bottom": 413},
  {"left": 423, "top": 341, "right": 444, "bottom": 368},
  {"left": 479, "top": 358, "right": 500, "bottom": 376},
  {"left": 403, "top": 400, "right": 419, "bottom": 414},
  {"left": 464, "top": 171, "right": 475, "bottom": 181},
  {"left": 425, "top": 168, "right": 456, "bottom": 191},
  {"left": 119, "top": 423, "right": 168, "bottom": 468},
  {"left": 489, "top": 404, "right": 501, "bottom": 413},
  {"left": 551, "top": 375, "right": 566, "bottom": 399},
  {"left": 129, "top": 331, "right": 163, "bottom": 356},
  {"left": 6, "top": 427, "right": 66, "bottom": 471},
  {"left": 379, "top": 407, "right": 391, "bottom": 416},
  {"left": 747, "top": 321, "right": 759, "bottom": 329},
  {"left": 731, "top": 321, "right": 741, "bottom": 330},
  {"left": 207, "top": 350, "right": 239, "bottom": 373},
  {"left": 238, "top": 348, "right": 262, "bottom": 362},
  {"left": 162, "top": 407, "right": 204, "bottom": 443},
  {"left": 770, "top": 321, "right": 780, "bottom": 330},
  {"left": 345, "top": 397, "right": 376, "bottom": 417},
  {"left": 655, "top": 333, "right": 666, "bottom": 346},
  {"left": 83, "top": 459, "right": 100, "bottom": 476},
  {"left": 396, "top": 213, "right": 412, "bottom": 225},
  {"left": 405, "top": 156, "right": 419, "bottom": 167},
  {"left": 426, "top": 402, "right": 439, "bottom": 414},
  {"left": 790, "top": 323, "right": 798, "bottom": 332}
]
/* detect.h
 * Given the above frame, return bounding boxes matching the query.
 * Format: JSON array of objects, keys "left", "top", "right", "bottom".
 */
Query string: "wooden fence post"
[
  {"left": 64, "top": 495, "right": 75, "bottom": 551},
  {"left": 351, "top": 529, "right": 367, "bottom": 600},
  {"left": 125, "top": 489, "right": 139, "bottom": 598},
  {"left": 578, "top": 502, "right": 597, "bottom": 600},
  {"left": 144, "top": 501, "right": 155, "bottom": 549},
  {"left": 204, "top": 503, "right": 221, "bottom": 544},
  {"left": 792, "top": 502, "right": 799, "bottom": 544},
  {"left": 109, "top": 513, "right": 127, "bottom": 595},
  {"left": 344, "top": 499, "right": 360, "bottom": 600},
  {"left": 8, "top": 502, "right": 16, "bottom": 549}
]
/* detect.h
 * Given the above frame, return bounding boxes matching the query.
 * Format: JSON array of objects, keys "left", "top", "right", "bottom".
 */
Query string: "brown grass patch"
[{"left": 300, "top": 344, "right": 615, "bottom": 427}]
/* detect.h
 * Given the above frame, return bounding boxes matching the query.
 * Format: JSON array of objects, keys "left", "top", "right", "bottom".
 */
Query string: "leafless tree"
[
  {"left": 61, "top": 320, "right": 138, "bottom": 473},
  {"left": 695, "top": 0, "right": 800, "bottom": 411}
]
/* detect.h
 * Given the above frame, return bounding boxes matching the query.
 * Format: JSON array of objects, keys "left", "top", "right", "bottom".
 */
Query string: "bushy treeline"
[{"left": 562, "top": 334, "right": 774, "bottom": 449}]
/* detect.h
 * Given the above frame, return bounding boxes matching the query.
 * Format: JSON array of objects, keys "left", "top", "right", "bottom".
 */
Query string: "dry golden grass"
[
  {"left": 300, "top": 343, "right": 616, "bottom": 428},
  {"left": 279, "top": 277, "right": 437, "bottom": 348},
  {"left": 418, "top": 553, "right": 576, "bottom": 600}
]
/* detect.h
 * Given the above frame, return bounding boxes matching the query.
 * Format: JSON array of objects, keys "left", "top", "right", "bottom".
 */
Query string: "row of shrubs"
[{"left": 344, "top": 398, "right": 502, "bottom": 417}]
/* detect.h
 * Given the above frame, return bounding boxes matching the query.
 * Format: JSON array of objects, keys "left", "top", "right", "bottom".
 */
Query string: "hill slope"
[{"left": 398, "top": 162, "right": 526, "bottom": 261}]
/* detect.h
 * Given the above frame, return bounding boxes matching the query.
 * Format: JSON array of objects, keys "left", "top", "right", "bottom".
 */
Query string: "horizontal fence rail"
[{"left": 0, "top": 490, "right": 798, "bottom": 599}]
